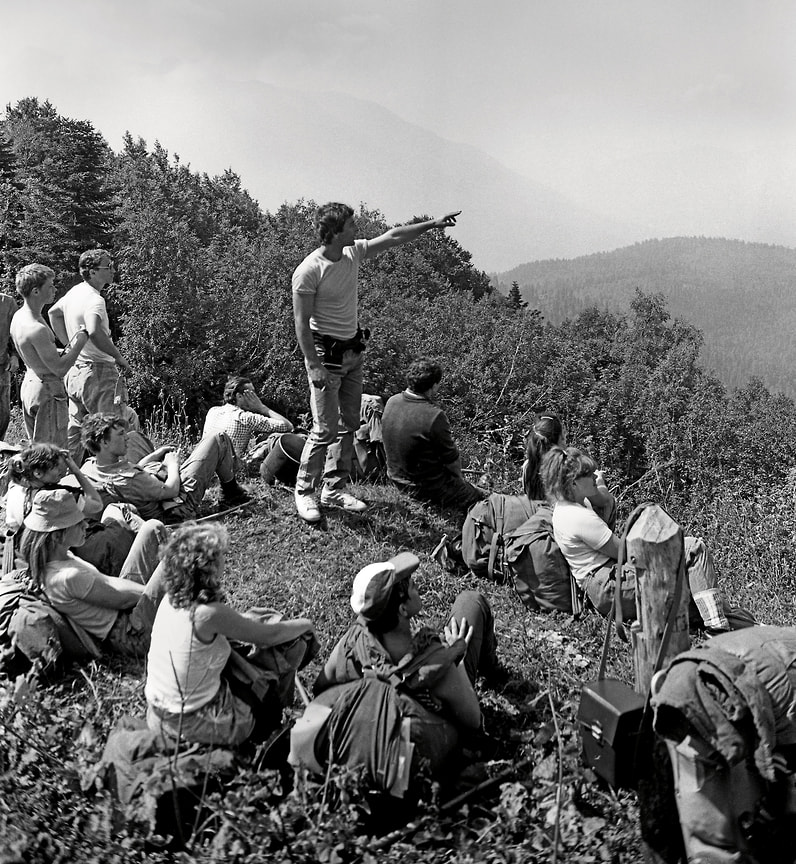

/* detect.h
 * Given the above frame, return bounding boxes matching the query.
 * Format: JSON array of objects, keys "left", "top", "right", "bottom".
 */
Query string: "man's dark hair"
[
  {"left": 315, "top": 203, "right": 354, "bottom": 245},
  {"left": 406, "top": 357, "right": 443, "bottom": 394},
  {"left": 365, "top": 580, "right": 412, "bottom": 636},
  {"left": 78, "top": 248, "right": 110, "bottom": 281},
  {"left": 82, "top": 412, "right": 127, "bottom": 455},
  {"left": 223, "top": 376, "right": 252, "bottom": 405}
]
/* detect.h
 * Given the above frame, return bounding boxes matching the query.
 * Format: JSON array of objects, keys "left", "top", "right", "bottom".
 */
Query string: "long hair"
[
  {"left": 160, "top": 523, "right": 227, "bottom": 610},
  {"left": 540, "top": 446, "right": 598, "bottom": 504},
  {"left": 6, "top": 443, "right": 63, "bottom": 488},
  {"left": 523, "top": 414, "right": 564, "bottom": 500},
  {"left": 18, "top": 527, "right": 68, "bottom": 592}
]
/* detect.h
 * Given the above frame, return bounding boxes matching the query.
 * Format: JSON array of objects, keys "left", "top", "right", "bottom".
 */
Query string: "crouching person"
[
  {"left": 19, "top": 488, "right": 165, "bottom": 658},
  {"left": 301, "top": 553, "right": 500, "bottom": 792},
  {"left": 145, "top": 524, "right": 317, "bottom": 748}
]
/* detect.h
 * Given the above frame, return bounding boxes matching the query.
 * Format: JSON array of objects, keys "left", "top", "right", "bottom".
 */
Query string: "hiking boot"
[
  {"left": 295, "top": 491, "right": 322, "bottom": 523},
  {"left": 220, "top": 480, "right": 252, "bottom": 508},
  {"left": 320, "top": 488, "right": 367, "bottom": 513}
]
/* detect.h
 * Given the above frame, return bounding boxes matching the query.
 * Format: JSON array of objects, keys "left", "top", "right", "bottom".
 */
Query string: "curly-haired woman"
[{"left": 144, "top": 523, "right": 316, "bottom": 747}]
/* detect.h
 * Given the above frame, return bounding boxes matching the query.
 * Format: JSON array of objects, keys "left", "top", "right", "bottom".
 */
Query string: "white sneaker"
[
  {"left": 320, "top": 488, "right": 367, "bottom": 513},
  {"left": 295, "top": 491, "right": 322, "bottom": 523}
]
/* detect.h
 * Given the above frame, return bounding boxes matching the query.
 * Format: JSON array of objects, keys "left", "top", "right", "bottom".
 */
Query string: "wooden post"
[{"left": 626, "top": 505, "right": 690, "bottom": 864}]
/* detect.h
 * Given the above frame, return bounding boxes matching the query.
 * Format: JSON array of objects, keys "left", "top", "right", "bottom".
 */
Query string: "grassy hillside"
[{"left": 494, "top": 238, "right": 796, "bottom": 399}]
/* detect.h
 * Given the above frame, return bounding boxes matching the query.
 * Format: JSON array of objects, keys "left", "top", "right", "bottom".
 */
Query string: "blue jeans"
[{"left": 296, "top": 350, "right": 363, "bottom": 495}]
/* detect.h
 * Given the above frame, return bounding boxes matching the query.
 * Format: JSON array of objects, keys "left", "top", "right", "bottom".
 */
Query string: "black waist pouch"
[{"left": 313, "top": 328, "right": 369, "bottom": 370}]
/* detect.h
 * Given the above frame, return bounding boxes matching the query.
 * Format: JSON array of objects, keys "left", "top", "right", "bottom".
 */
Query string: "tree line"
[{"left": 3, "top": 97, "right": 796, "bottom": 520}]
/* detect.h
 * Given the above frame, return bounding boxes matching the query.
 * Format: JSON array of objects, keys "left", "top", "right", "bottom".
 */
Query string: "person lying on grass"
[
  {"left": 540, "top": 445, "right": 746, "bottom": 632},
  {"left": 5, "top": 442, "right": 166, "bottom": 578},
  {"left": 313, "top": 553, "right": 504, "bottom": 777},
  {"left": 80, "top": 412, "right": 250, "bottom": 524},
  {"left": 19, "top": 487, "right": 166, "bottom": 658},
  {"left": 145, "top": 523, "right": 317, "bottom": 748}
]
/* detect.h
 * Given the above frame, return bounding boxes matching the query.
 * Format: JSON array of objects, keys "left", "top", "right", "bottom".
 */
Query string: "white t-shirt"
[
  {"left": 43, "top": 553, "right": 119, "bottom": 639},
  {"left": 50, "top": 281, "right": 114, "bottom": 362},
  {"left": 552, "top": 500, "right": 614, "bottom": 587},
  {"left": 291, "top": 239, "right": 369, "bottom": 339}
]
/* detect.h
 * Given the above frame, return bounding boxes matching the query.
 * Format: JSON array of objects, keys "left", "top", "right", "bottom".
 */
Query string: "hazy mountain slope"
[
  {"left": 495, "top": 237, "right": 796, "bottom": 398},
  {"left": 117, "top": 76, "right": 644, "bottom": 271}
]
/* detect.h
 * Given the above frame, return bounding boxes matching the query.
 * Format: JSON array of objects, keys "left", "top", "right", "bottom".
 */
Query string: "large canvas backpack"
[
  {"left": 460, "top": 493, "right": 535, "bottom": 581},
  {"left": 503, "top": 505, "right": 578, "bottom": 614}
]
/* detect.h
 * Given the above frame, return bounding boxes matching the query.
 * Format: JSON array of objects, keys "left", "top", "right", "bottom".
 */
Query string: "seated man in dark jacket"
[{"left": 381, "top": 357, "right": 487, "bottom": 513}]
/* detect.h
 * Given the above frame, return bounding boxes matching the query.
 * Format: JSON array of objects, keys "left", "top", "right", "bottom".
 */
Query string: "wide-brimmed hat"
[
  {"left": 23, "top": 488, "right": 84, "bottom": 532},
  {"left": 350, "top": 552, "right": 420, "bottom": 621}
]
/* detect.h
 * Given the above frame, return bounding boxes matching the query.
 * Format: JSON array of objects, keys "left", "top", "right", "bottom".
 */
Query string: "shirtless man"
[
  {"left": 11, "top": 264, "right": 89, "bottom": 447},
  {"left": 48, "top": 249, "right": 130, "bottom": 459}
]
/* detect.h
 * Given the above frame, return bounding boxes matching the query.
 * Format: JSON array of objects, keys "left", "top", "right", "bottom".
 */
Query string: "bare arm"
[
  {"left": 63, "top": 453, "right": 103, "bottom": 516},
  {"left": 198, "top": 603, "right": 315, "bottom": 647},
  {"left": 366, "top": 211, "right": 461, "bottom": 258},
  {"left": 137, "top": 445, "right": 176, "bottom": 468},
  {"left": 154, "top": 451, "right": 181, "bottom": 498},
  {"left": 81, "top": 571, "right": 146, "bottom": 609},
  {"left": 293, "top": 292, "right": 328, "bottom": 388},
  {"left": 28, "top": 326, "right": 89, "bottom": 377},
  {"left": 239, "top": 391, "right": 294, "bottom": 431},
  {"left": 47, "top": 303, "right": 69, "bottom": 345},
  {"left": 596, "top": 533, "right": 622, "bottom": 561},
  {"left": 84, "top": 312, "right": 131, "bottom": 372}
]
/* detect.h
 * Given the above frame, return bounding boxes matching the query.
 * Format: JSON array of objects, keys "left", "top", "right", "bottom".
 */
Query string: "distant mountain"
[
  {"left": 494, "top": 237, "right": 796, "bottom": 399},
  {"left": 114, "top": 77, "right": 647, "bottom": 272}
]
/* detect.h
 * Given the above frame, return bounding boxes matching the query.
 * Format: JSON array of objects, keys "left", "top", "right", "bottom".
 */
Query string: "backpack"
[
  {"left": 460, "top": 493, "right": 535, "bottom": 581},
  {"left": 0, "top": 572, "right": 100, "bottom": 678},
  {"left": 503, "top": 505, "right": 577, "bottom": 614}
]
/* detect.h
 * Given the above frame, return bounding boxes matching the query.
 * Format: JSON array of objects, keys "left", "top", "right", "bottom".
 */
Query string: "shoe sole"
[{"left": 321, "top": 499, "right": 367, "bottom": 513}]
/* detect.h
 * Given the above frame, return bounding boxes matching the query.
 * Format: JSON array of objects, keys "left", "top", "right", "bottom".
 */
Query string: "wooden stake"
[{"left": 626, "top": 504, "right": 690, "bottom": 864}]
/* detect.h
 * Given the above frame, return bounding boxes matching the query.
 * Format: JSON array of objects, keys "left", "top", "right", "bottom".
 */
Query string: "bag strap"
[
  {"left": 486, "top": 495, "right": 503, "bottom": 579},
  {"left": 598, "top": 502, "right": 684, "bottom": 681}
]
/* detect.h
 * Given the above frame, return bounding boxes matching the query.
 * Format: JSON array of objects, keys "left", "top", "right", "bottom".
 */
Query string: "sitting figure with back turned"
[
  {"left": 382, "top": 357, "right": 487, "bottom": 513},
  {"left": 80, "top": 412, "right": 249, "bottom": 524}
]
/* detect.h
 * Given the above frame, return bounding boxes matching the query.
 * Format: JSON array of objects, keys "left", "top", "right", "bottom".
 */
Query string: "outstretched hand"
[{"left": 435, "top": 210, "right": 461, "bottom": 229}]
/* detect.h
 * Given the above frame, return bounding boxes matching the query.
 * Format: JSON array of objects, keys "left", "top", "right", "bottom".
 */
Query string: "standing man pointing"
[
  {"left": 49, "top": 249, "right": 130, "bottom": 460},
  {"left": 292, "top": 205, "right": 461, "bottom": 523}
]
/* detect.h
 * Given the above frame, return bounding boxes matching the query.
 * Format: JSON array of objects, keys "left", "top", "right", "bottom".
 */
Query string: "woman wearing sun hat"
[{"left": 18, "top": 487, "right": 165, "bottom": 657}]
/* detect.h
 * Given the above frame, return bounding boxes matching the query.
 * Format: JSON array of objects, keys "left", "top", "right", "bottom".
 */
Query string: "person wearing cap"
[
  {"left": 313, "top": 552, "right": 501, "bottom": 773},
  {"left": 201, "top": 376, "right": 294, "bottom": 476},
  {"left": 382, "top": 357, "right": 488, "bottom": 513},
  {"left": 80, "top": 412, "right": 250, "bottom": 522},
  {"left": 18, "top": 488, "right": 165, "bottom": 658},
  {"left": 144, "top": 523, "right": 317, "bottom": 746}
]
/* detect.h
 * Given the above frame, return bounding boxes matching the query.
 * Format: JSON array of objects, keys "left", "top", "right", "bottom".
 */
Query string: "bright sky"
[{"left": 2, "top": 0, "right": 794, "bottom": 261}]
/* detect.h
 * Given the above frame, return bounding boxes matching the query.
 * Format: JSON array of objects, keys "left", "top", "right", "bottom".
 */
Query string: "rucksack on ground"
[
  {"left": 503, "top": 505, "right": 578, "bottom": 614},
  {"left": 460, "top": 493, "right": 535, "bottom": 581}
]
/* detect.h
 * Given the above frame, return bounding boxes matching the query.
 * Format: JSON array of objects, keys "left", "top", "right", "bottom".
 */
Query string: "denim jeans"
[
  {"left": 20, "top": 370, "right": 69, "bottom": 448},
  {"left": 66, "top": 360, "right": 128, "bottom": 461},
  {"left": 296, "top": 350, "right": 363, "bottom": 495}
]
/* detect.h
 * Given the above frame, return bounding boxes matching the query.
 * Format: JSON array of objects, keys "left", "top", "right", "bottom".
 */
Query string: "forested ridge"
[
  {"left": 3, "top": 97, "right": 796, "bottom": 862},
  {"left": 494, "top": 237, "right": 796, "bottom": 399}
]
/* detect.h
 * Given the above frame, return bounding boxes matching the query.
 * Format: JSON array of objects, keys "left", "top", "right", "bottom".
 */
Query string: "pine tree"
[{"left": 507, "top": 280, "right": 526, "bottom": 310}]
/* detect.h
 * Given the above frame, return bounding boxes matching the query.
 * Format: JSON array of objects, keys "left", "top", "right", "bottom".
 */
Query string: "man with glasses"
[{"left": 49, "top": 249, "right": 131, "bottom": 461}]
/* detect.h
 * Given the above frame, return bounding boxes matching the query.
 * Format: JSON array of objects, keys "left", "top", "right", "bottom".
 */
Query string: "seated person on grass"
[
  {"left": 202, "top": 376, "right": 294, "bottom": 476},
  {"left": 80, "top": 413, "right": 250, "bottom": 524},
  {"left": 541, "top": 446, "right": 747, "bottom": 632},
  {"left": 313, "top": 552, "right": 502, "bottom": 779},
  {"left": 382, "top": 357, "right": 488, "bottom": 514},
  {"left": 19, "top": 488, "right": 165, "bottom": 659},
  {"left": 5, "top": 442, "right": 166, "bottom": 578},
  {"left": 145, "top": 523, "right": 317, "bottom": 747}
]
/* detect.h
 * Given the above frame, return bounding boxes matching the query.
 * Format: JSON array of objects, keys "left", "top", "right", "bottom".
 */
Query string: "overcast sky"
[{"left": 2, "top": 0, "right": 794, "bottom": 258}]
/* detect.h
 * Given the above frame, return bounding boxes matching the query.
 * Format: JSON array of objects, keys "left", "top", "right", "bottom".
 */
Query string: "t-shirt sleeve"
[
  {"left": 354, "top": 238, "right": 369, "bottom": 261},
  {"left": 63, "top": 561, "right": 104, "bottom": 600},
  {"left": 82, "top": 293, "right": 107, "bottom": 322},
  {"left": 292, "top": 255, "right": 320, "bottom": 295},
  {"left": 430, "top": 413, "right": 460, "bottom": 465}
]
